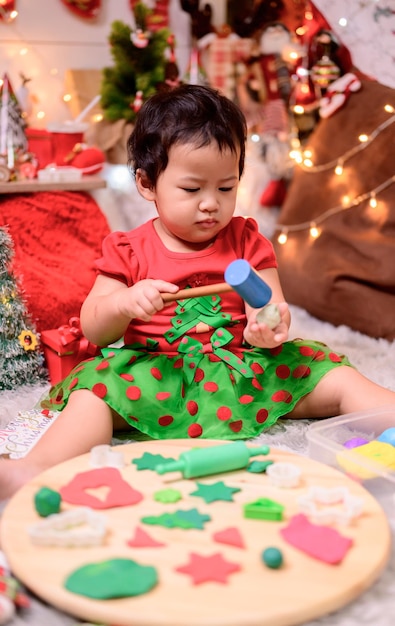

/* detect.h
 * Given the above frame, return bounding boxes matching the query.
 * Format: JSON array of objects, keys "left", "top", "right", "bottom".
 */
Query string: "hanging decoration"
[
  {"left": 0, "top": 0, "right": 17, "bottom": 22},
  {"left": 130, "top": 0, "right": 170, "bottom": 32},
  {"left": 60, "top": 0, "right": 101, "bottom": 20}
]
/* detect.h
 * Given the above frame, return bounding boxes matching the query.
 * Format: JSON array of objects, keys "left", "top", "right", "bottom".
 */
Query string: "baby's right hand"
[{"left": 117, "top": 279, "right": 179, "bottom": 321}]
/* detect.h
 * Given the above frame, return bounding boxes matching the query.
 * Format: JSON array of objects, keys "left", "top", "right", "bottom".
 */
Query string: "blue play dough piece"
[
  {"left": 377, "top": 428, "right": 395, "bottom": 446},
  {"left": 224, "top": 259, "right": 272, "bottom": 308}
]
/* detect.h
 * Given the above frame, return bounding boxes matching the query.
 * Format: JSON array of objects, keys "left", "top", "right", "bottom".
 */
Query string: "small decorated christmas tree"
[
  {"left": 0, "top": 73, "right": 28, "bottom": 162},
  {"left": 0, "top": 227, "right": 48, "bottom": 390},
  {"left": 100, "top": 2, "right": 171, "bottom": 123}
]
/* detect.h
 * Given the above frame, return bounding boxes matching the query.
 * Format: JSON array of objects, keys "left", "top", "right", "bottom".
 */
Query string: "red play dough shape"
[
  {"left": 59, "top": 467, "right": 143, "bottom": 509},
  {"left": 280, "top": 513, "right": 353, "bottom": 564},
  {"left": 213, "top": 527, "right": 245, "bottom": 549},
  {"left": 127, "top": 526, "right": 165, "bottom": 548},
  {"left": 175, "top": 552, "right": 241, "bottom": 585}
]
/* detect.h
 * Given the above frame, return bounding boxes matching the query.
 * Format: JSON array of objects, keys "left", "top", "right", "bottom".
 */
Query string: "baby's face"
[{"left": 151, "top": 140, "right": 240, "bottom": 253}]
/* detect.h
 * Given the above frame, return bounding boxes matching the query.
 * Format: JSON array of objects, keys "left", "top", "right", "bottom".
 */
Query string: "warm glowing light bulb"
[
  {"left": 384, "top": 104, "right": 394, "bottom": 113},
  {"left": 9, "top": 9, "right": 17, "bottom": 19},
  {"left": 335, "top": 162, "right": 343, "bottom": 176},
  {"left": 369, "top": 194, "right": 377, "bottom": 208},
  {"left": 303, "top": 149, "right": 312, "bottom": 158},
  {"left": 278, "top": 231, "right": 288, "bottom": 245},
  {"left": 293, "top": 105, "right": 305, "bottom": 115},
  {"left": 303, "top": 158, "right": 313, "bottom": 168},
  {"left": 358, "top": 134, "right": 369, "bottom": 143},
  {"left": 309, "top": 224, "right": 320, "bottom": 238},
  {"left": 92, "top": 113, "right": 103, "bottom": 123},
  {"left": 36, "top": 111, "right": 45, "bottom": 120},
  {"left": 338, "top": 17, "right": 347, "bottom": 27},
  {"left": 19, "top": 47, "right": 28, "bottom": 56},
  {"left": 63, "top": 93, "right": 72, "bottom": 103}
]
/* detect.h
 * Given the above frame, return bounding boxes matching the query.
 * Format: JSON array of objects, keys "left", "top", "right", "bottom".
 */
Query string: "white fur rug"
[{"left": 1, "top": 304, "right": 395, "bottom": 626}]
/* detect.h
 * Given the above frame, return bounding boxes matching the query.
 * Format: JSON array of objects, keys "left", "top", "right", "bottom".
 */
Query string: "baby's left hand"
[{"left": 244, "top": 302, "right": 289, "bottom": 348}]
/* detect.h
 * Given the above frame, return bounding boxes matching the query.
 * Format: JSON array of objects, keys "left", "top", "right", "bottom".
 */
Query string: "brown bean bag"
[{"left": 272, "top": 79, "right": 395, "bottom": 340}]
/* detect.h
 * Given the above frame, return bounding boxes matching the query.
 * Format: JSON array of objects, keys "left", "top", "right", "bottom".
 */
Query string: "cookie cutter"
[
  {"left": 298, "top": 486, "right": 364, "bottom": 526},
  {"left": 90, "top": 444, "right": 125, "bottom": 469},
  {"left": 266, "top": 462, "right": 302, "bottom": 488},
  {"left": 28, "top": 506, "right": 107, "bottom": 547}
]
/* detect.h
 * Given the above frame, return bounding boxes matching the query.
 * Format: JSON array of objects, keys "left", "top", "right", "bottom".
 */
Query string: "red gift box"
[{"left": 41, "top": 317, "right": 100, "bottom": 385}]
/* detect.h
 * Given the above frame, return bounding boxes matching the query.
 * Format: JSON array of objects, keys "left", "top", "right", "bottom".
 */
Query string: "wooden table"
[
  {"left": 0, "top": 176, "right": 106, "bottom": 194},
  {"left": 0, "top": 440, "right": 391, "bottom": 626}
]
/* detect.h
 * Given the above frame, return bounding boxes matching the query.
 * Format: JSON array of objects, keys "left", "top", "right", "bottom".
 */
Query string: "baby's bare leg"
[
  {"left": 0, "top": 389, "right": 114, "bottom": 501},
  {"left": 288, "top": 366, "right": 395, "bottom": 419}
]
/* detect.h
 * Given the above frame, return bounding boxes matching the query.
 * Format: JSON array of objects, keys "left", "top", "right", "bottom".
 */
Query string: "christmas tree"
[
  {"left": 0, "top": 227, "right": 48, "bottom": 390},
  {"left": 100, "top": 2, "right": 171, "bottom": 124},
  {"left": 0, "top": 73, "right": 28, "bottom": 162}
]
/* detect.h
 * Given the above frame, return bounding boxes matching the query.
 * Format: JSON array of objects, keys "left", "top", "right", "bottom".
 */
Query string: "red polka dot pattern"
[
  {"left": 45, "top": 337, "right": 350, "bottom": 441},
  {"left": 188, "top": 423, "right": 203, "bottom": 438},
  {"left": 217, "top": 406, "right": 232, "bottom": 421},
  {"left": 126, "top": 386, "right": 141, "bottom": 401},
  {"left": 92, "top": 383, "right": 107, "bottom": 399},
  {"left": 156, "top": 391, "right": 171, "bottom": 400},
  {"left": 203, "top": 381, "right": 218, "bottom": 392},
  {"left": 158, "top": 415, "right": 174, "bottom": 426},
  {"left": 187, "top": 401, "right": 198, "bottom": 416}
]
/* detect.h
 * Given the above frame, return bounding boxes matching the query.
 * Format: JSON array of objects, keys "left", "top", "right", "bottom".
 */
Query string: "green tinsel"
[{"left": 0, "top": 227, "right": 48, "bottom": 391}]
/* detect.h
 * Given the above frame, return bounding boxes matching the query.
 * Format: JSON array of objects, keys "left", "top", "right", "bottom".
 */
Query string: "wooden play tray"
[{"left": 0, "top": 440, "right": 391, "bottom": 626}]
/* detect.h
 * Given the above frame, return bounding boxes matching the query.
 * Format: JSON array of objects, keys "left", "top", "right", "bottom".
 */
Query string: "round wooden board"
[{"left": 0, "top": 440, "right": 391, "bottom": 626}]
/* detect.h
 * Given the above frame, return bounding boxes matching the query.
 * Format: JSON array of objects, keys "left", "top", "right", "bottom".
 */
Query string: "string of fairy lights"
[{"left": 275, "top": 104, "right": 395, "bottom": 245}]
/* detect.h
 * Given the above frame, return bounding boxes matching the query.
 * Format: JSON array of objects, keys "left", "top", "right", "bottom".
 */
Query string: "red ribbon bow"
[{"left": 57, "top": 317, "right": 83, "bottom": 347}]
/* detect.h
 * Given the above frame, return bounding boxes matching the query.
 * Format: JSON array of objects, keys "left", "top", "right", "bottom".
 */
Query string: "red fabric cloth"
[
  {"left": 0, "top": 190, "right": 110, "bottom": 333},
  {"left": 94, "top": 216, "right": 277, "bottom": 352}
]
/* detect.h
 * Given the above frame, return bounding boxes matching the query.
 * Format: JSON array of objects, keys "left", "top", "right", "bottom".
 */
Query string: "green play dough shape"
[
  {"left": 190, "top": 481, "right": 241, "bottom": 503},
  {"left": 34, "top": 486, "right": 61, "bottom": 517},
  {"left": 153, "top": 488, "right": 182, "bottom": 503},
  {"left": 64, "top": 558, "right": 158, "bottom": 599},
  {"left": 132, "top": 452, "right": 175, "bottom": 471},
  {"left": 142, "top": 508, "right": 211, "bottom": 530},
  {"left": 247, "top": 460, "right": 274, "bottom": 473},
  {"left": 262, "top": 547, "right": 283, "bottom": 569}
]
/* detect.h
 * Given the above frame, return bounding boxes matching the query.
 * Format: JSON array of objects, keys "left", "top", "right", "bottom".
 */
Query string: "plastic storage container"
[{"left": 307, "top": 406, "right": 395, "bottom": 516}]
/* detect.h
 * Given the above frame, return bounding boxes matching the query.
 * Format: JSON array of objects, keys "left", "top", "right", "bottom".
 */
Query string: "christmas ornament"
[
  {"left": 130, "top": 27, "right": 151, "bottom": 48},
  {"left": 18, "top": 329, "right": 39, "bottom": 351},
  {"left": 310, "top": 31, "right": 341, "bottom": 94},
  {"left": 130, "top": 0, "right": 170, "bottom": 32},
  {"left": 319, "top": 73, "right": 362, "bottom": 119},
  {"left": 60, "top": 0, "right": 101, "bottom": 19},
  {"left": 0, "top": 0, "right": 17, "bottom": 22}
]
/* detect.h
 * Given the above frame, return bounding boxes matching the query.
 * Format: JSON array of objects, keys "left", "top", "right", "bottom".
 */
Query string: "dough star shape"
[
  {"left": 175, "top": 552, "right": 241, "bottom": 585},
  {"left": 190, "top": 481, "right": 241, "bottom": 503},
  {"left": 132, "top": 452, "right": 176, "bottom": 471}
]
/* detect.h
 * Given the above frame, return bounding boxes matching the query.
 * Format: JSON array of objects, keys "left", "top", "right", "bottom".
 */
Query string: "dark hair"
[{"left": 127, "top": 84, "right": 247, "bottom": 186}]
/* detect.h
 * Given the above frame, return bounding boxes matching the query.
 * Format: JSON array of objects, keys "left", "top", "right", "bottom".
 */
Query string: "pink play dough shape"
[
  {"left": 59, "top": 467, "right": 143, "bottom": 509},
  {"left": 280, "top": 513, "right": 353, "bottom": 564}
]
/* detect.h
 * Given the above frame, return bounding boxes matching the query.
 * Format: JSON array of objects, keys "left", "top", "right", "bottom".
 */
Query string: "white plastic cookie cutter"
[
  {"left": 266, "top": 461, "right": 302, "bottom": 488},
  {"left": 298, "top": 486, "right": 363, "bottom": 526},
  {"left": 90, "top": 444, "right": 125, "bottom": 469},
  {"left": 28, "top": 506, "right": 107, "bottom": 547}
]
